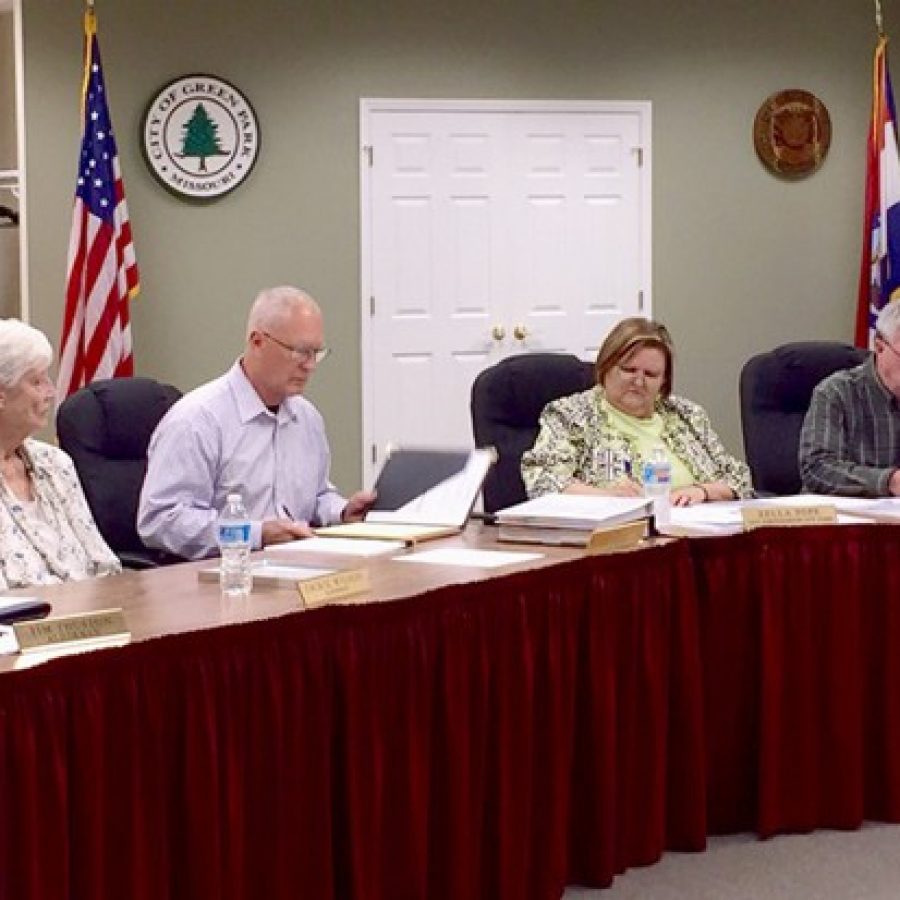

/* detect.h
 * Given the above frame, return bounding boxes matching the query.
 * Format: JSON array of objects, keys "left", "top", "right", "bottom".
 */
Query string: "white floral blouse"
[
  {"left": 0, "top": 439, "right": 122, "bottom": 590},
  {"left": 521, "top": 386, "right": 753, "bottom": 499}
]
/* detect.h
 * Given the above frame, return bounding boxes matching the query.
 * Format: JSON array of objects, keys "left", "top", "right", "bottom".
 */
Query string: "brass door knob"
[
  {"left": 513, "top": 324, "right": 529, "bottom": 341},
  {"left": 492, "top": 325, "right": 506, "bottom": 341}
]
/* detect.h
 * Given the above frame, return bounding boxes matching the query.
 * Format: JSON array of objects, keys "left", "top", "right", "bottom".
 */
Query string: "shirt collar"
[
  {"left": 226, "top": 360, "right": 299, "bottom": 424},
  {"left": 865, "top": 354, "right": 898, "bottom": 404}
]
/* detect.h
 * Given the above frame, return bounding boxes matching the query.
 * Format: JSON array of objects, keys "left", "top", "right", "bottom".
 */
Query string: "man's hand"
[
  {"left": 890, "top": 469, "right": 900, "bottom": 496},
  {"left": 261, "top": 518, "right": 314, "bottom": 546},
  {"left": 341, "top": 490, "right": 377, "bottom": 522}
]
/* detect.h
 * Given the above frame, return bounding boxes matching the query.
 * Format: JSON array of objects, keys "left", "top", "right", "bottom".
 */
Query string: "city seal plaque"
[
  {"left": 753, "top": 89, "right": 831, "bottom": 179},
  {"left": 141, "top": 74, "right": 260, "bottom": 200}
]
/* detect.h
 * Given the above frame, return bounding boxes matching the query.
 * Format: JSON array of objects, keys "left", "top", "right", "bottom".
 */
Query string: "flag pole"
[
  {"left": 875, "top": 0, "right": 884, "bottom": 38},
  {"left": 58, "top": 0, "right": 140, "bottom": 399}
]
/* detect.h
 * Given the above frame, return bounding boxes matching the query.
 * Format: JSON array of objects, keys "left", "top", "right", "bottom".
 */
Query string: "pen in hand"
[{"left": 281, "top": 505, "right": 310, "bottom": 532}]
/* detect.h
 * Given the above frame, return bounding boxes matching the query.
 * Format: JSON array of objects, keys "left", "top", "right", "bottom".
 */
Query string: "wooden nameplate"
[
  {"left": 585, "top": 519, "right": 648, "bottom": 555},
  {"left": 298, "top": 568, "right": 371, "bottom": 608},
  {"left": 14, "top": 608, "right": 129, "bottom": 654},
  {"left": 741, "top": 504, "right": 837, "bottom": 530}
]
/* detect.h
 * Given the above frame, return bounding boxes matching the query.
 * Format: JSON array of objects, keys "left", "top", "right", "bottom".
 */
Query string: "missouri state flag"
[
  {"left": 857, "top": 36, "right": 900, "bottom": 347},
  {"left": 57, "top": 7, "right": 139, "bottom": 401}
]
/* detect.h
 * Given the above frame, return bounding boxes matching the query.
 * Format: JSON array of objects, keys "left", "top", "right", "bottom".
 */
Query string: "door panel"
[{"left": 362, "top": 101, "right": 650, "bottom": 479}]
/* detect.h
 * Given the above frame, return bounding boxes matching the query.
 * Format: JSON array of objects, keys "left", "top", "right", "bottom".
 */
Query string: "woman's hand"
[
  {"left": 563, "top": 477, "right": 644, "bottom": 497},
  {"left": 671, "top": 482, "right": 734, "bottom": 506},
  {"left": 671, "top": 484, "right": 707, "bottom": 507}
]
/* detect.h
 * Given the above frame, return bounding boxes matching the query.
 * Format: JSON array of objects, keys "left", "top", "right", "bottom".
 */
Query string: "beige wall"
[{"left": 21, "top": 0, "right": 873, "bottom": 493}]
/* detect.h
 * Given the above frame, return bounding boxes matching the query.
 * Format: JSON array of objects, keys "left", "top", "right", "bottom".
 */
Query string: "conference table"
[{"left": 1, "top": 522, "right": 899, "bottom": 899}]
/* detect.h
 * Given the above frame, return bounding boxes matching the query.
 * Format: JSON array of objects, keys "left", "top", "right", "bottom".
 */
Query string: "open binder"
[{"left": 316, "top": 447, "right": 494, "bottom": 544}]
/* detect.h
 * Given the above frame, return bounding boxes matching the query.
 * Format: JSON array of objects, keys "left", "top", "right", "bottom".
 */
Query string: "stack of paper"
[
  {"left": 198, "top": 561, "right": 334, "bottom": 588},
  {"left": 661, "top": 502, "right": 745, "bottom": 537},
  {"left": 495, "top": 494, "right": 652, "bottom": 546}
]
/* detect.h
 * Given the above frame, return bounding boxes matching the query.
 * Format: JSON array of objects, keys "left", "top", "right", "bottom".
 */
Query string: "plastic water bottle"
[
  {"left": 642, "top": 446, "right": 672, "bottom": 528},
  {"left": 217, "top": 493, "right": 252, "bottom": 599}
]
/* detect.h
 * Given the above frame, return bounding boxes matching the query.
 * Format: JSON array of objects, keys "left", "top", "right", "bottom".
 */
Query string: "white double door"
[{"left": 360, "top": 99, "right": 651, "bottom": 482}]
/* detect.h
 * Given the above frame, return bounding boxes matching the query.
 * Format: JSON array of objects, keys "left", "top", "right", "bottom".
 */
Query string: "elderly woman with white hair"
[{"left": 0, "top": 319, "right": 121, "bottom": 589}]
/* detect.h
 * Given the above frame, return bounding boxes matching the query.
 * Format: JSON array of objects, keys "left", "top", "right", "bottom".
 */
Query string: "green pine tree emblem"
[{"left": 179, "top": 103, "right": 228, "bottom": 172}]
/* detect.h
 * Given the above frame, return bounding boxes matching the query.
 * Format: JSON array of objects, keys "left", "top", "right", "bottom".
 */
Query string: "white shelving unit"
[
  {"left": 0, "top": 168, "right": 20, "bottom": 198},
  {"left": 1, "top": 0, "right": 27, "bottom": 319}
]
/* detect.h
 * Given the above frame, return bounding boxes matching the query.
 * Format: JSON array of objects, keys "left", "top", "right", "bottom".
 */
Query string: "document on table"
[
  {"left": 663, "top": 502, "right": 745, "bottom": 536},
  {"left": 267, "top": 536, "right": 408, "bottom": 557},
  {"left": 395, "top": 548, "right": 543, "bottom": 569},
  {"left": 819, "top": 497, "right": 900, "bottom": 522},
  {"left": 752, "top": 494, "right": 875, "bottom": 513},
  {"left": 0, "top": 625, "right": 17, "bottom": 656},
  {"left": 197, "top": 561, "right": 335, "bottom": 588},
  {"left": 663, "top": 496, "right": 876, "bottom": 537}
]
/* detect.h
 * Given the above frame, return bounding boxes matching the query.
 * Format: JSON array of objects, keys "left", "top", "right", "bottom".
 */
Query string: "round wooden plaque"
[{"left": 753, "top": 89, "right": 831, "bottom": 179}]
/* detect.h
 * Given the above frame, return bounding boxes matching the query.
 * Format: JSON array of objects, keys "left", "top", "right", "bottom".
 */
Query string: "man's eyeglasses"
[{"left": 261, "top": 331, "right": 331, "bottom": 365}]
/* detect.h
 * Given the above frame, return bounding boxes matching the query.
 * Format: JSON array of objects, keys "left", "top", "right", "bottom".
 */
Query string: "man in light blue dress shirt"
[{"left": 137, "top": 286, "right": 375, "bottom": 559}]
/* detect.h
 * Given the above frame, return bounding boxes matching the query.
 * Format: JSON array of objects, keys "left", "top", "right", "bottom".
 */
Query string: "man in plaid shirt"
[{"left": 799, "top": 301, "right": 900, "bottom": 497}]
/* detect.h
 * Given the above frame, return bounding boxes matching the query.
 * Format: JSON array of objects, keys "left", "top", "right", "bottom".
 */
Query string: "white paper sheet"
[
  {"left": 665, "top": 502, "right": 745, "bottom": 535},
  {"left": 0, "top": 625, "right": 18, "bottom": 656},
  {"left": 752, "top": 494, "right": 876, "bottom": 513},
  {"left": 396, "top": 548, "right": 543, "bottom": 568},
  {"left": 266, "top": 537, "right": 408, "bottom": 557},
  {"left": 664, "top": 497, "right": 875, "bottom": 536},
  {"left": 849, "top": 498, "right": 900, "bottom": 521},
  {"left": 250, "top": 562, "right": 334, "bottom": 579}
]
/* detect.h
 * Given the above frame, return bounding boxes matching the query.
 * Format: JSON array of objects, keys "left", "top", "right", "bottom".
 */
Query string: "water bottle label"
[
  {"left": 642, "top": 460, "right": 671, "bottom": 486},
  {"left": 218, "top": 523, "right": 250, "bottom": 543}
]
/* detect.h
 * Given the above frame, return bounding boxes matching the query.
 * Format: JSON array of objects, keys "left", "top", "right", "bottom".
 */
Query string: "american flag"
[
  {"left": 856, "top": 35, "right": 900, "bottom": 347},
  {"left": 57, "top": 9, "right": 139, "bottom": 400}
]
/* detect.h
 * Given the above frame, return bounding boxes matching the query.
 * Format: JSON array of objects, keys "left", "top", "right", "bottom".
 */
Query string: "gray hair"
[
  {"left": 246, "top": 286, "right": 321, "bottom": 338},
  {"left": 0, "top": 319, "right": 53, "bottom": 389},
  {"left": 876, "top": 299, "right": 900, "bottom": 342}
]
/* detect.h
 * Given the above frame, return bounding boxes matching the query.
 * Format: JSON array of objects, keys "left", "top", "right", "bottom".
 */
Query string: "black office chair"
[
  {"left": 56, "top": 376, "right": 183, "bottom": 568},
  {"left": 739, "top": 341, "right": 868, "bottom": 495},
  {"left": 471, "top": 352, "right": 595, "bottom": 513}
]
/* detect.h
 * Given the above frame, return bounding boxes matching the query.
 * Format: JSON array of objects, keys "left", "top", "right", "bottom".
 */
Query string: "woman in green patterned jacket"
[{"left": 521, "top": 317, "right": 752, "bottom": 506}]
